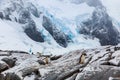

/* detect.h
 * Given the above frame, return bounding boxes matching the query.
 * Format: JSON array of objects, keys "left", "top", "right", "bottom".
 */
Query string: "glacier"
[{"left": 0, "top": 0, "right": 119, "bottom": 55}]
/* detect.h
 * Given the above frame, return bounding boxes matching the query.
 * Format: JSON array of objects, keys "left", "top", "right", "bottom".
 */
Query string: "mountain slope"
[{"left": 0, "top": 0, "right": 119, "bottom": 54}]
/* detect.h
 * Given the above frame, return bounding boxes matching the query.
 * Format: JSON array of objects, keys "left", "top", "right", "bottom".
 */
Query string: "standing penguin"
[
  {"left": 29, "top": 48, "right": 33, "bottom": 55},
  {"left": 79, "top": 52, "right": 86, "bottom": 64},
  {"left": 45, "top": 57, "right": 49, "bottom": 64}
]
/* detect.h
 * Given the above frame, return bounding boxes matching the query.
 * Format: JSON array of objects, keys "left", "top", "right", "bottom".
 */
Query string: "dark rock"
[
  {"left": 3, "top": 8, "right": 12, "bottom": 21},
  {"left": 42, "top": 16, "right": 68, "bottom": 47},
  {"left": 95, "top": 51, "right": 100, "bottom": 54},
  {"left": 0, "top": 74, "right": 5, "bottom": 80},
  {"left": 114, "top": 47, "right": 120, "bottom": 51},
  {"left": 18, "top": 9, "right": 31, "bottom": 24},
  {"left": 80, "top": 8, "right": 120, "bottom": 46},
  {"left": 5, "top": 50, "right": 29, "bottom": 54},
  {"left": 28, "top": 3, "right": 39, "bottom": 18},
  {"left": 86, "top": 0, "right": 103, "bottom": 7},
  {"left": 2, "top": 58, "right": 16, "bottom": 67},
  {"left": 37, "top": 60, "right": 46, "bottom": 65},
  {"left": 4, "top": 15, "right": 11, "bottom": 21},
  {"left": 33, "top": 69, "right": 41, "bottom": 77},
  {"left": 0, "top": 63, "right": 8, "bottom": 73},
  {"left": 5, "top": 73, "right": 21, "bottom": 80},
  {"left": 50, "top": 55, "right": 62, "bottom": 61},
  {"left": 15, "top": 17, "right": 17, "bottom": 22},
  {"left": 106, "top": 49, "right": 111, "bottom": 52},
  {"left": 24, "top": 21, "right": 44, "bottom": 42},
  {"left": 43, "top": 72, "right": 59, "bottom": 80},
  {"left": 34, "top": 77, "right": 40, "bottom": 80},
  {"left": 100, "top": 61, "right": 110, "bottom": 65},
  {"left": 22, "top": 68, "right": 40, "bottom": 77},
  {"left": 66, "top": 73, "right": 78, "bottom": 80},
  {"left": 22, "top": 69, "right": 33, "bottom": 77},
  {"left": 0, "top": 12, "right": 4, "bottom": 19}
]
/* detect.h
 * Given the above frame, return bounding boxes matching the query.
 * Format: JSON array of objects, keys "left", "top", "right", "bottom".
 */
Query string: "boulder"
[
  {"left": 5, "top": 73, "right": 21, "bottom": 80},
  {"left": 50, "top": 55, "right": 62, "bottom": 61},
  {"left": 21, "top": 68, "right": 40, "bottom": 77},
  {"left": 2, "top": 57, "right": 17, "bottom": 67},
  {"left": 0, "top": 62, "right": 8, "bottom": 73},
  {"left": 109, "top": 59, "right": 120, "bottom": 66},
  {"left": 0, "top": 74, "right": 5, "bottom": 80},
  {"left": 37, "top": 60, "right": 46, "bottom": 65}
]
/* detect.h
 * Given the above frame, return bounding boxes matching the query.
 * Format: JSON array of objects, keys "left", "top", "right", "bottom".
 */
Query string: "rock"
[
  {"left": 0, "top": 62, "right": 8, "bottom": 73},
  {"left": 37, "top": 60, "right": 46, "bottom": 65},
  {"left": 0, "top": 12, "right": 4, "bottom": 19},
  {"left": 95, "top": 51, "right": 100, "bottom": 54},
  {"left": 106, "top": 49, "right": 111, "bottom": 52},
  {"left": 27, "top": 3, "right": 40, "bottom": 18},
  {"left": 24, "top": 20, "right": 44, "bottom": 42},
  {"left": 34, "top": 77, "right": 39, "bottom": 80},
  {"left": 100, "top": 61, "right": 110, "bottom": 65},
  {"left": 24, "top": 74, "right": 40, "bottom": 80},
  {"left": 86, "top": 0, "right": 103, "bottom": 7},
  {"left": 114, "top": 47, "right": 120, "bottom": 51},
  {"left": 109, "top": 59, "right": 120, "bottom": 66},
  {"left": 0, "top": 52, "right": 11, "bottom": 56},
  {"left": 42, "top": 16, "right": 68, "bottom": 47},
  {"left": 0, "top": 74, "right": 5, "bottom": 80},
  {"left": 4, "top": 15, "right": 11, "bottom": 21},
  {"left": 18, "top": 9, "right": 31, "bottom": 24},
  {"left": 3, "top": 8, "right": 12, "bottom": 21},
  {"left": 33, "top": 69, "right": 41, "bottom": 77},
  {"left": 79, "top": 8, "right": 119, "bottom": 46},
  {"left": 43, "top": 72, "right": 59, "bottom": 80},
  {"left": 109, "top": 77, "right": 120, "bottom": 80},
  {"left": 76, "top": 66, "right": 120, "bottom": 80},
  {"left": 21, "top": 68, "right": 40, "bottom": 77},
  {"left": 50, "top": 55, "right": 62, "bottom": 61},
  {"left": 2, "top": 57, "right": 17, "bottom": 67},
  {"left": 5, "top": 73, "right": 21, "bottom": 80},
  {"left": 66, "top": 73, "right": 78, "bottom": 80}
]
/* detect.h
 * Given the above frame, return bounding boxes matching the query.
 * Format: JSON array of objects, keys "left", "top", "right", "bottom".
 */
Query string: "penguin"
[
  {"left": 79, "top": 52, "right": 86, "bottom": 64},
  {"left": 45, "top": 57, "right": 49, "bottom": 64}
]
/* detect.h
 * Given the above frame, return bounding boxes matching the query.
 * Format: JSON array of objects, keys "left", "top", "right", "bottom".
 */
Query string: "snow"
[
  {"left": 37, "top": 0, "right": 94, "bottom": 20},
  {"left": 0, "top": 0, "right": 100, "bottom": 55},
  {"left": 39, "top": 69, "right": 51, "bottom": 76},
  {"left": 101, "top": 0, "right": 120, "bottom": 22},
  {"left": 37, "top": 0, "right": 94, "bottom": 37},
  {"left": 24, "top": 75, "right": 35, "bottom": 80},
  {"left": 109, "top": 77, "right": 113, "bottom": 80},
  {"left": 0, "top": 19, "right": 99, "bottom": 55}
]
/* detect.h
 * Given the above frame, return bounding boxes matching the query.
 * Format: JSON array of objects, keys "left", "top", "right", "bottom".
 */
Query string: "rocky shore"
[{"left": 0, "top": 45, "right": 120, "bottom": 80}]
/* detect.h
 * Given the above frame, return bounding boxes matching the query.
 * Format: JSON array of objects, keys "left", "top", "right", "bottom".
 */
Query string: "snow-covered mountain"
[{"left": 0, "top": 0, "right": 119, "bottom": 54}]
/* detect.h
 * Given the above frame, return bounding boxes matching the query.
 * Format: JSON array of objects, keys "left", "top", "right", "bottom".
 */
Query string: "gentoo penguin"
[
  {"left": 45, "top": 57, "right": 49, "bottom": 64},
  {"left": 79, "top": 52, "right": 86, "bottom": 64}
]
